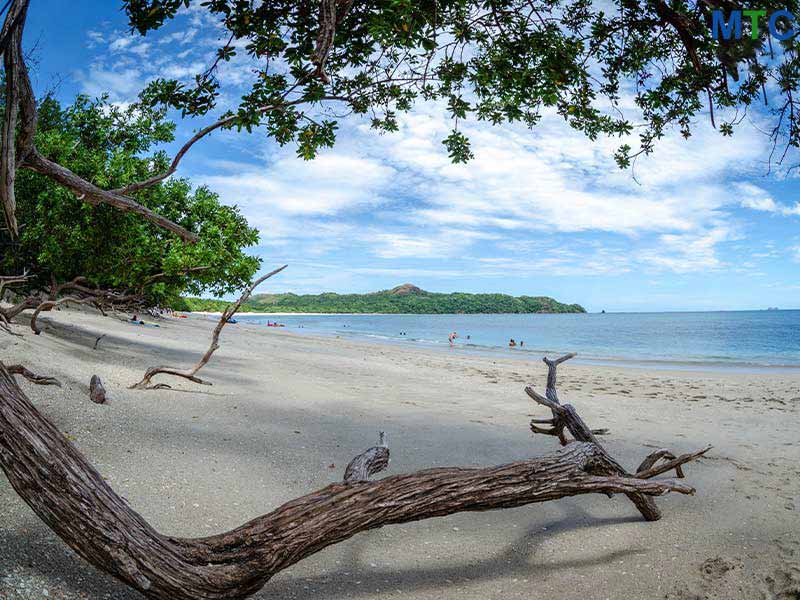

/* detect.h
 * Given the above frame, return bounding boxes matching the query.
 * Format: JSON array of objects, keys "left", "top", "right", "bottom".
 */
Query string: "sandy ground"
[{"left": 0, "top": 309, "right": 798, "bottom": 600}]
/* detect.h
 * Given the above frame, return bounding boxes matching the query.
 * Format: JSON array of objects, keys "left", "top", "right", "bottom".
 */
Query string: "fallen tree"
[
  {"left": 0, "top": 353, "right": 709, "bottom": 599},
  {"left": 130, "top": 264, "right": 287, "bottom": 389},
  {"left": 0, "top": 275, "right": 144, "bottom": 336},
  {"left": 0, "top": 269, "right": 225, "bottom": 337}
]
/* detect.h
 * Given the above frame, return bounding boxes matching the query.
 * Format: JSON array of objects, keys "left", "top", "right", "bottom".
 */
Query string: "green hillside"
[{"left": 177, "top": 283, "right": 585, "bottom": 314}]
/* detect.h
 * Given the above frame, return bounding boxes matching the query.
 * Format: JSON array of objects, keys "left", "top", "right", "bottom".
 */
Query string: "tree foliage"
[
  {"left": 124, "top": 0, "right": 800, "bottom": 169},
  {"left": 1, "top": 95, "right": 260, "bottom": 305}
]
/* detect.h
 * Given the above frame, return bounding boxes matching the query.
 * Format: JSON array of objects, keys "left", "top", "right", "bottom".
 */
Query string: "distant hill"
[{"left": 177, "top": 284, "right": 585, "bottom": 314}]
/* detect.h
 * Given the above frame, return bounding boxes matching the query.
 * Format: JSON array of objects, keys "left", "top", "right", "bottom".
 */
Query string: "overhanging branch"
[{"left": 0, "top": 0, "right": 197, "bottom": 243}]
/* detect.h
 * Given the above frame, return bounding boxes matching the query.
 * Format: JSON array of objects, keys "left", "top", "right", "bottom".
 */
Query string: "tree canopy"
[{"left": 123, "top": 0, "right": 800, "bottom": 171}]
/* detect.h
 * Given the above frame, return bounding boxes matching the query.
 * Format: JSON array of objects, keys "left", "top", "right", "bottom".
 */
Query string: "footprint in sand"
[
  {"left": 764, "top": 537, "right": 800, "bottom": 599},
  {"left": 665, "top": 556, "right": 742, "bottom": 599},
  {"left": 701, "top": 556, "right": 740, "bottom": 581}
]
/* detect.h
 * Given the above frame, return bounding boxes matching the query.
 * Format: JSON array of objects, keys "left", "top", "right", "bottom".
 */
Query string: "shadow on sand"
[{"left": 0, "top": 502, "right": 645, "bottom": 599}]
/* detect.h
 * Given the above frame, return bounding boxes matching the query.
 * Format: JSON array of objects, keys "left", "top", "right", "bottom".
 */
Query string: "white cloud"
[
  {"left": 72, "top": 11, "right": 797, "bottom": 282},
  {"left": 369, "top": 229, "right": 497, "bottom": 259},
  {"left": 200, "top": 154, "right": 395, "bottom": 218},
  {"left": 636, "top": 225, "right": 740, "bottom": 273},
  {"left": 736, "top": 183, "right": 800, "bottom": 216},
  {"left": 77, "top": 66, "right": 143, "bottom": 101}
]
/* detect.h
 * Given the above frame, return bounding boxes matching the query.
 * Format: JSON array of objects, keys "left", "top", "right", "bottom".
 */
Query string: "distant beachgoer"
[
  {"left": 448, "top": 331, "right": 458, "bottom": 345},
  {"left": 466, "top": 335, "right": 471, "bottom": 340},
  {"left": 520, "top": 340, "right": 524, "bottom": 347},
  {"left": 509, "top": 338, "right": 516, "bottom": 347}
]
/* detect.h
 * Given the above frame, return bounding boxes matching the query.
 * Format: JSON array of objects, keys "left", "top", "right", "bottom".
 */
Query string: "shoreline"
[{"left": 189, "top": 312, "right": 800, "bottom": 374}]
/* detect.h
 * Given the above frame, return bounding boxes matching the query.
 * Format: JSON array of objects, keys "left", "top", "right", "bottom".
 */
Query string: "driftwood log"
[
  {"left": 6, "top": 363, "right": 61, "bottom": 386},
  {"left": 89, "top": 375, "right": 107, "bottom": 404},
  {"left": 130, "top": 265, "right": 287, "bottom": 389},
  {"left": 0, "top": 353, "right": 709, "bottom": 599}
]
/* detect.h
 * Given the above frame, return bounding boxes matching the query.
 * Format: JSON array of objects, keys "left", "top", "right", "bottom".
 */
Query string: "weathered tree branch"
[
  {"left": 22, "top": 149, "right": 197, "bottom": 242},
  {"left": 636, "top": 446, "right": 712, "bottom": 480},
  {"left": 6, "top": 363, "right": 61, "bottom": 386},
  {"left": 0, "top": 294, "right": 38, "bottom": 322},
  {"left": 0, "top": 274, "right": 149, "bottom": 338},
  {"left": 0, "top": 360, "right": 698, "bottom": 600},
  {"left": 344, "top": 432, "right": 390, "bottom": 483},
  {"left": 30, "top": 295, "right": 101, "bottom": 335},
  {"left": 130, "top": 265, "right": 288, "bottom": 389},
  {"left": 525, "top": 352, "right": 708, "bottom": 521}
]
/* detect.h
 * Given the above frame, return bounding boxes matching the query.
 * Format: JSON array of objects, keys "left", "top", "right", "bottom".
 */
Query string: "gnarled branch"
[
  {"left": 526, "top": 353, "right": 708, "bottom": 521},
  {"left": 6, "top": 364, "right": 61, "bottom": 386},
  {"left": 30, "top": 295, "right": 101, "bottom": 335}
]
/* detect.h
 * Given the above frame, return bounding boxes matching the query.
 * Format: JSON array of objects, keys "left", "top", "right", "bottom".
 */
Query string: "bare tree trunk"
[{"left": 0, "top": 355, "right": 708, "bottom": 599}]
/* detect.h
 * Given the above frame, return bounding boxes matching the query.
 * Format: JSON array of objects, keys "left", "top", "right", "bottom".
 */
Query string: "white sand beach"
[{"left": 1, "top": 309, "right": 798, "bottom": 599}]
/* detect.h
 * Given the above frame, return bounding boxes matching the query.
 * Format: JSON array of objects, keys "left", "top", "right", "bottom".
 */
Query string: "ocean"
[{"left": 233, "top": 310, "right": 800, "bottom": 370}]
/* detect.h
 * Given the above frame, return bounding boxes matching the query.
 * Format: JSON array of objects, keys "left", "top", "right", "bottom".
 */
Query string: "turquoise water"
[{"left": 234, "top": 311, "right": 800, "bottom": 369}]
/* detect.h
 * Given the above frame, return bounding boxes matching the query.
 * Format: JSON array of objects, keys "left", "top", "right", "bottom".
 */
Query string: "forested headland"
[{"left": 177, "top": 283, "right": 585, "bottom": 314}]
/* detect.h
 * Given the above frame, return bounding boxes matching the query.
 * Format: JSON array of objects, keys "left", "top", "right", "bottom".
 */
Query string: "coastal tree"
[
  {"left": 2, "top": 0, "right": 792, "bottom": 596},
  {"left": 0, "top": 95, "right": 260, "bottom": 331}
]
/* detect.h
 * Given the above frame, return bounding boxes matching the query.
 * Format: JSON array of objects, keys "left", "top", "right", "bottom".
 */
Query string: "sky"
[{"left": 21, "top": 1, "right": 800, "bottom": 312}]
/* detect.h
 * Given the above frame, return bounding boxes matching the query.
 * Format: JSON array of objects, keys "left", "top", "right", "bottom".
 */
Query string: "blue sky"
[{"left": 23, "top": 1, "right": 800, "bottom": 311}]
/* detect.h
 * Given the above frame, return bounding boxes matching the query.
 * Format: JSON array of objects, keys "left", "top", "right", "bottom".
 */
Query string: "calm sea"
[{"left": 233, "top": 311, "right": 800, "bottom": 370}]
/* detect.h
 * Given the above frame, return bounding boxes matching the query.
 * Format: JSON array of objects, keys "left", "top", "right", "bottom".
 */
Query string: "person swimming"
[
  {"left": 448, "top": 331, "right": 458, "bottom": 345},
  {"left": 509, "top": 338, "right": 517, "bottom": 347}
]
